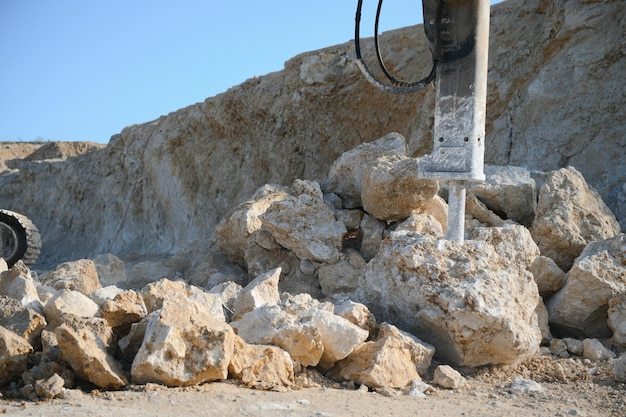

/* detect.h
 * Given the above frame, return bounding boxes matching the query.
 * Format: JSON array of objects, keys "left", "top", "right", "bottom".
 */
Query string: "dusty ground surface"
[{"left": 1, "top": 356, "right": 624, "bottom": 417}]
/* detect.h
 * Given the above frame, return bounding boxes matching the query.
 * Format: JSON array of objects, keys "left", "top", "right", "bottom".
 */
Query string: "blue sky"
[{"left": 0, "top": 0, "right": 503, "bottom": 144}]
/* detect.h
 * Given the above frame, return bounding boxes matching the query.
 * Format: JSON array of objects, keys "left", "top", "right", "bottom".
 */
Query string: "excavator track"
[{"left": 0, "top": 209, "right": 41, "bottom": 267}]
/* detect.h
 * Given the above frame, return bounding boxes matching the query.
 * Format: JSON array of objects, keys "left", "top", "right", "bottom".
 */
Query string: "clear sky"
[{"left": 0, "top": 0, "right": 504, "bottom": 144}]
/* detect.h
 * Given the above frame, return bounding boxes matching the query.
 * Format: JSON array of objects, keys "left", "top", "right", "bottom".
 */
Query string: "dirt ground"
[{"left": 1, "top": 356, "right": 624, "bottom": 417}]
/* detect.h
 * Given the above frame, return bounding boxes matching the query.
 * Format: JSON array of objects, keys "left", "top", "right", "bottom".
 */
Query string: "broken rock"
[
  {"left": 42, "top": 259, "right": 102, "bottom": 296},
  {"left": 43, "top": 289, "right": 99, "bottom": 326},
  {"left": 229, "top": 335, "right": 294, "bottom": 389},
  {"left": 323, "top": 132, "right": 408, "bottom": 209},
  {"left": 298, "top": 307, "right": 369, "bottom": 370},
  {"left": 131, "top": 296, "right": 235, "bottom": 387},
  {"left": 329, "top": 323, "right": 434, "bottom": 389},
  {"left": 359, "top": 232, "right": 542, "bottom": 367},
  {"left": 231, "top": 267, "right": 281, "bottom": 320},
  {"left": 55, "top": 323, "right": 128, "bottom": 389},
  {"left": 259, "top": 179, "right": 346, "bottom": 263},
  {"left": 0, "top": 325, "right": 33, "bottom": 384},
  {"left": 546, "top": 234, "right": 626, "bottom": 338},
  {"left": 530, "top": 255, "right": 566, "bottom": 296},
  {"left": 469, "top": 165, "right": 537, "bottom": 226},
  {"left": 531, "top": 167, "right": 620, "bottom": 270},
  {"left": 230, "top": 304, "right": 323, "bottom": 368},
  {"left": 214, "top": 184, "right": 290, "bottom": 267},
  {"left": 361, "top": 154, "right": 439, "bottom": 222},
  {"left": 0, "top": 295, "right": 46, "bottom": 348},
  {"left": 433, "top": 365, "right": 465, "bottom": 389}
]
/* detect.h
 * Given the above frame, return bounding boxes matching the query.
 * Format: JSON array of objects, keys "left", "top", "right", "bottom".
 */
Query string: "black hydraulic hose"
[{"left": 355, "top": 0, "right": 444, "bottom": 93}]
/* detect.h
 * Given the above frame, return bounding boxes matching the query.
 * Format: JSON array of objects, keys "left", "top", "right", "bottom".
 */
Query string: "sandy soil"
[{"left": 1, "top": 357, "right": 624, "bottom": 417}]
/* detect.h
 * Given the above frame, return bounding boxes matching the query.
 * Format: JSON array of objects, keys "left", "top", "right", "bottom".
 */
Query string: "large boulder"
[
  {"left": 358, "top": 232, "right": 542, "bottom": 367},
  {"left": 42, "top": 259, "right": 102, "bottom": 296},
  {"left": 298, "top": 308, "right": 369, "bottom": 370},
  {"left": 0, "top": 261, "right": 42, "bottom": 311},
  {"left": 230, "top": 304, "right": 324, "bottom": 368},
  {"left": 259, "top": 180, "right": 346, "bottom": 263},
  {"left": 361, "top": 154, "right": 438, "bottom": 222},
  {"left": 229, "top": 336, "right": 294, "bottom": 389},
  {"left": 0, "top": 295, "right": 46, "bottom": 348},
  {"left": 547, "top": 234, "right": 626, "bottom": 338},
  {"left": 131, "top": 296, "right": 236, "bottom": 387},
  {"left": 0, "top": 326, "right": 33, "bottom": 385},
  {"left": 329, "top": 323, "right": 435, "bottom": 389},
  {"left": 470, "top": 224, "right": 540, "bottom": 272},
  {"left": 531, "top": 167, "right": 620, "bottom": 270},
  {"left": 468, "top": 165, "right": 537, "bottom": 226},
  {"left": 55, "top": 322, "right": 128, "bottom": 389},
  {"left": 231, "top": 267, "right": 281, "bottom": 321},
  {"left": 323, "top": 132, "right": 408, "bottom": 209},
  {"left": 214, "top": 184, "right": 290, "bottom": 267}
]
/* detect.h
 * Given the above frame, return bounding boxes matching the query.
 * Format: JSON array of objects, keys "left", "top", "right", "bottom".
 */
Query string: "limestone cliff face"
[{"left": 1, "top": 0, "right": 624, "bottom": 267}]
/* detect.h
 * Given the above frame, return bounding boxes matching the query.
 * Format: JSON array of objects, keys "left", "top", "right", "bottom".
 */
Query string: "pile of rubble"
[{"left": 1, "top": 133, "right": 625, "bottom": 400}]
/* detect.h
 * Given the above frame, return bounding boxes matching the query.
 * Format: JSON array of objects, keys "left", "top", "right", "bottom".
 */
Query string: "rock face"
[
  {"left": 1, "top": 1, "right": 623, "bottom": 268},
  {"left": 358, "top": 232, "right": 543, "bottom": 367}
]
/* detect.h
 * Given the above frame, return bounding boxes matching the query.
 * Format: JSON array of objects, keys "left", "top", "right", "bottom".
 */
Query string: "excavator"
[
  {"left": 0, "top": 209, "right": 41, "bottom": 268},
  {"left": 355, "top": 0, "right": 490, "bottom": 243}
]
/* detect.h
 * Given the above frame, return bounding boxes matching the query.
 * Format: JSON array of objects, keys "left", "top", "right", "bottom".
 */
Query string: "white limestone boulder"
[
  {"left": 546, "top": 234, "right": 626, "bottom": 338},
  {"left": 329, "top": 323, "right": 434, "bottom": 389},
  {"left": 0, "top": 261, "right": 42, "bottom": 311},
  {"left": 358, "top": 232, "right": 542, "bottom": 367},
  {"left": 99, "top": 289, "right": 148, "bottom": 333},
  {"left": 55, "top": 322, "right": 128, "bottom": 389},
  {"left": 140, "top": 278, "right": 224, "bottom": 321},
  {"left": 230, "top": 304, "right": 323, "bottom": 368},
  {"left": 323, "top": 132, "right": 408, "bottom": 209},
  {"left": 469, "top": 165, "right": 537, "bottom": 225},
  {"left": 361, "top": 154, "right": 439, "bottom": 222},
  {"left": 470, "top": 224, "right": 540, "bottom": 272},
  {"left": 42, "top": 259, "right": 102, "bottom": 296},
  {"left": 531, "top": 167, "right": 620, "bottom": 270},
  {"left": 214, "top": 184, "right": 290, "bottom": 267},
  {"left": 229, "top": 335, "right": 294, "bottom": 389},
  {"left": 582, "top": 338, "right": 616, "bottom": 362},
  {"left": 232, "top": 267, "right": 281, "bottom": 321},
  {"left": 131, "top": 296, "right": 235, "bottom": 387},
  {"left": 530, "top": 255, "right": 566, "bottom": 296},
  {"left": 43, "top": 289, "right": 99, "bottom": 326},
  {"left": 0, "top": 295, "right": 46, "bottom": 348},
  {"left": 433, "top": 365, "right": 465, "bottom": 389},
  {"left": 334, "top": 300, "right": 377, "bottom": 338},
  {"left": 0, "top": 325, "right": 33, "bottom": 385},
  {"left": 318, "top": 249, "right": 366, "bottom": 297},
  {"left": 259, "top": 180, "right": 346, "bottom": 263},
  {"left": 298, "top": 308, "right": 369, "bottom": 370}
]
